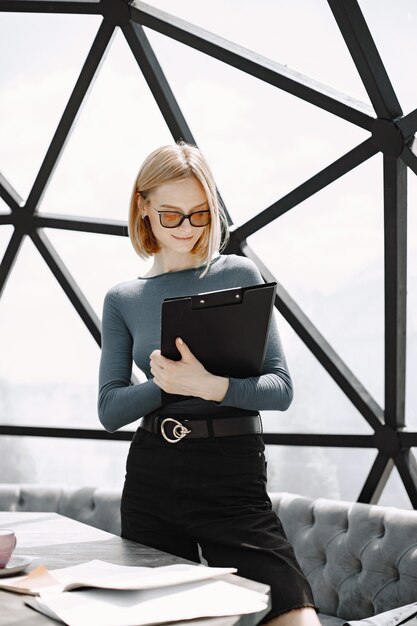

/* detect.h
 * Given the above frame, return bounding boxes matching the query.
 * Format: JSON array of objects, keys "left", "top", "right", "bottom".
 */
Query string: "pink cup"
[{"left": 0, "top": 529, "right": 17, "bottom": 568}]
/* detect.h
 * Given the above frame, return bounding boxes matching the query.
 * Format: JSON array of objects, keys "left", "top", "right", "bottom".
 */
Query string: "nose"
[{"left": 177, "top": 216, "right": 193, "bottom": 234}]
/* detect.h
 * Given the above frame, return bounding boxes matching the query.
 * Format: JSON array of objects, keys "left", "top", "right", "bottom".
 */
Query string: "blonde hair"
[{"left": 128, "top": 140, "right": 229, "bottom": 277}]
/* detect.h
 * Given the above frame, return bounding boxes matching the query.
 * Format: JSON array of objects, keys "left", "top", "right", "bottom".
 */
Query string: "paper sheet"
[
  {"left": 50, "top": 560, "right": 237, "bottom": 590},
  {"left": 26, "top": 579, "right": 269, "bottom": 626},
  {"left": 0, "top": 560, "right": 237, "bottom": 595},
  {"left": 0, "top": 565, "right": 62, "bottom": 595},
  {"left": 345, "top": 603, "right": 417, "bottom": 626}
]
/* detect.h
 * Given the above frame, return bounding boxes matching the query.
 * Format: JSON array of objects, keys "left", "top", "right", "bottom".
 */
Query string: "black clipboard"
[{"left": 160, "top": 281, "right": 277, "bottom": 405}]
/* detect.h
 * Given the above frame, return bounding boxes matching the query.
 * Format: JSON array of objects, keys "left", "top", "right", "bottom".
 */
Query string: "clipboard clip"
[{"left": 191, "top": 286, "right": 243, "bottom": 310}]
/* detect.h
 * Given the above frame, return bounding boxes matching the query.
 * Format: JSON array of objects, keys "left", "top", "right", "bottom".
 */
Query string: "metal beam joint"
[
  {"left": 374, "top": 424, "right": 401, "bottom": 457},
  {"left": 371, "top": 119, "right": 404, "bottom": 157},
  {"left": 100, "top": 0, "right": 131, "bottom": 25},
  {"left": 11, "top": 208, "right": 36, "bottom": 234}
]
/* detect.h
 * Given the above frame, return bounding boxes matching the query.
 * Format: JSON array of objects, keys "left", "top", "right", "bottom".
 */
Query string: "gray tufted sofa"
[
  {"left": 270, "top": 492, "right": 417, "bottom": 626},
  {"left": 0, "top": 483, "right": 122, "bottom": 535},
  {"left": 1, "top": 485, "right": 416, "bottom": 625}
]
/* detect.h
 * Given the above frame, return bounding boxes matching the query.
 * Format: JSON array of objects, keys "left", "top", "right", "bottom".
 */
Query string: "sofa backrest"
[
  {"left": 0, "top": 484, "right": 121, "bottom": 535},
  {"left": 270, "top": 492, "right": 417, "bottom": 621}
]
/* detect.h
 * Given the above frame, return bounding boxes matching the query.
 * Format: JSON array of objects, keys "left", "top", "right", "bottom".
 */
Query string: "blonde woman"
[{"left": 98, "top": 141, "right": 320, "bottom": 625}]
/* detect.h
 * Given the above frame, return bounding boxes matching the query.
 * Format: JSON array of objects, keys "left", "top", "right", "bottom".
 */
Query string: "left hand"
[{"left": 150, "top": 337, "right": 212, "bottom": 398}]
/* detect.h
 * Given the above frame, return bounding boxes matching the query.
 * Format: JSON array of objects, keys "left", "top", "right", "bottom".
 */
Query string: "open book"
[{"left": 0, "top": 560, "right": 237, "bottom": 596}]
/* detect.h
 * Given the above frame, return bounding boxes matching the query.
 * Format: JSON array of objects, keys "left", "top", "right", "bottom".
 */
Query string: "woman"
[{"left": 98, "top": 141, "right": 320, "bottom": 625}]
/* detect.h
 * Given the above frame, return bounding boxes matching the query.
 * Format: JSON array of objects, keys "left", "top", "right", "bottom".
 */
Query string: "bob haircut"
[{"left": 128, "top": 140, "right": 230, "bottom": 278}]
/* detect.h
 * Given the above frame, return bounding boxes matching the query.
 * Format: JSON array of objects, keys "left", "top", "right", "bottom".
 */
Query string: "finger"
[
  {"left": 150, "top": 354, "right": 168, "bottom": 370},
  {"left": 153, "top": 353, "right": 173, "bottom": 368},
  {"left": 150, "top": 361, "right": 164, "bottom": 377},
  {"left": 175, "top": 337, "right": 195, "bottom": 361},
  {"left": 152, "top": 375, "right": 161, "bottom": 389}
]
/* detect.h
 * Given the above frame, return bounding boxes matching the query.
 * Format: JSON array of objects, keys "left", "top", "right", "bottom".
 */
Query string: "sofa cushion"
[{"left": 269, "top": 492, "right": 417, "bottom": 621}]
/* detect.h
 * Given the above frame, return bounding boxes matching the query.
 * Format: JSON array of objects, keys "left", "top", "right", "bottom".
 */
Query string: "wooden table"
[{"left": 0, "top": 512, "right": 270, "bottom": 626}]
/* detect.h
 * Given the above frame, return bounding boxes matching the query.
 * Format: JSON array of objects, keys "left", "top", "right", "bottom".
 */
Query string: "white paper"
[
  {"left": 49, "top": 560, "right": 237, "bottom": 591},
  {"left": 26, "top": 579, "right": 269, "bottom": 626},
  {"left": 0, "top": 560, "right": 237, "bottom": 595},
  {"left": 345, "top": 603, "right": 417, "bottom": 626}
]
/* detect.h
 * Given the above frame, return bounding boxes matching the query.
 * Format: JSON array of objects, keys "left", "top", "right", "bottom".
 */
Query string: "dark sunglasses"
[{"left": 150, "top": 205, "right": 211, "bottom": 228}]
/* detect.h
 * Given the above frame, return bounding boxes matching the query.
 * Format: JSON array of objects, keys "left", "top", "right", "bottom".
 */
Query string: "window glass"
[
  {"left": 44, "top": 229, "right": 150, "bottom": 318},
  {"left": 1, "top": 2, "right": 415, "bottom": 505},
  {"left": 262, "top": 310, "right": 374, "bottom": 436},
  {"left": 0, "top": 13, "right": 101, "bottom": 199},
  {"left": 377, "top": 462, "right": 415, "bottom": 510},
  {"left": 0, "top": 236, "right": 104, "bottom": 429},
  {"left": 0, "top": 436, "right": 129, "bottom": 489},
  {"left": 0, "top": 225, "right": 13, "bottom": 257},
  {"left": 359, "top": 0, "right": 417, "bottom": 115},
  {"left": 251, "top": 153, "right": 384, "bottom": 411},
  {"left": 0, "top": 197, "right": 11, "bottom": 213},
  {"left": 39, "top": 28, "right": 173, "bottom": 219},
  {"left": 146, "top": 0, "right": 371, "bottom": 103},
  {"left": 266, "top": 445, "right": 376, "bottom": 501},
  {"left": 144, "top": 26, "right": 369, "bottom": 228}
]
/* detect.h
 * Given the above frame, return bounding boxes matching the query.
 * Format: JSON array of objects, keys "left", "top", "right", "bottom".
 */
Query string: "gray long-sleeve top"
[{"left": 98, "top": 253, "right": 293, "bottom": 432}]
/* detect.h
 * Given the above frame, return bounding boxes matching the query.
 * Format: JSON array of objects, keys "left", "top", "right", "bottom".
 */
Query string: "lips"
[{"left": 172, "top": 235, "right": 193, "bottom": 240}]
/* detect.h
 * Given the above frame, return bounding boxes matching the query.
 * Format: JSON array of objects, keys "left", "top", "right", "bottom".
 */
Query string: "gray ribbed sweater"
[{"left": 98, "top": 254, "right": 293, "bottom": 432}]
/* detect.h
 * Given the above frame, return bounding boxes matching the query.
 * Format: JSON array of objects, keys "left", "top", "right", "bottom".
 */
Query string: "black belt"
[{"left": 140, "top": 413, "right": 262, "bottom": 444}]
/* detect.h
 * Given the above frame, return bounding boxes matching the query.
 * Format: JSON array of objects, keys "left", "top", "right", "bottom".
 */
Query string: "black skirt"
[{"left": 121, "top": 425, "right": 318, "bottom": 622}]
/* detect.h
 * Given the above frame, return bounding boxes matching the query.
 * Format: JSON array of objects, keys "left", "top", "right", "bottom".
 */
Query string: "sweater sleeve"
[
  {"left": 97, "top": 286, "right": 162, "bottom": 432},
  {"left": 217, "top": 258, "right": 294, "bottom": 412}
]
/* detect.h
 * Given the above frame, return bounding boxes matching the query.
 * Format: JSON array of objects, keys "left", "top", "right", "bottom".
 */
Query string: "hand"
[{"left": 150, "top": 337, "right": 229, "bottom": 402}]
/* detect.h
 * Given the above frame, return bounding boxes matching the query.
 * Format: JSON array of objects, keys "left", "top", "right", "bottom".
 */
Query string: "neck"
[{"left": 150, "top": 251, "right": 203, "bottom": 275}]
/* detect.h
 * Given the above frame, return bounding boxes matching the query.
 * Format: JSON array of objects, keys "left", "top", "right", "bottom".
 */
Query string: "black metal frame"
[{"left": 1, "top": 0, "right": 416, "bottom": 506}]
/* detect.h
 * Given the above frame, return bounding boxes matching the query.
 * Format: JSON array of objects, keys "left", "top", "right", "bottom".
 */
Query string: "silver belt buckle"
[{"left": 160, "top": 417, "right": 192, "bottom": 444}]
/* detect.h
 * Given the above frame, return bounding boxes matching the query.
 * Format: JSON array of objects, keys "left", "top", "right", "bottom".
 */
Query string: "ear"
[{"left": 136, "top": 191, "right": 146, "bottom": 217}]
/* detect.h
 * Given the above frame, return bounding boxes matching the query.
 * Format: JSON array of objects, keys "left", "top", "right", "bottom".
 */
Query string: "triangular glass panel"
[
  {"left": 0, "top": 197, "right": 12, "bottom": 213},
  {"left": 265, "top": 445, "right": 376, "bottom": 501},
  {"left": 377, "top": 463, "right": 414, "bottom": 510},
  {"left": 44, "top": 229, "right": 149, "bottom": 318},
  {"left": 0, "top": 236, "right": 103, "bottom": 429},
  {"left": 406, "top": 171, "right": 417, "bottom": 429},
  {"left": 261, "top": 307, "right": 374, "bottom": 435},
  {"left": 0, "top": 12, "right": 102, "bottom": 200},
  {"left": 249, "top": 152, "right": 384, "bottom": 410},
  {"left": 1, "top": 436, "right": 131, "bottom": 488},
  {"left": 146, "top": 0, "right": 371, "bottom": 103},
  {"left": 358, "top": 0, "right": 416, "bottom": 115},
  {"left": 39, "top": 28, "right": 173, "bottom": 220},
  {"left": 44, "top": 227, "right": 151, "bottom": 384},
  {"left": 0, "top": 436, "right": 34, "bottom": 483},
  {"left": 0, "top": 225, "right": 14, "bottom": 258},
  {"left": 142, "top": 25, "right": 369, "bottom": 228}
]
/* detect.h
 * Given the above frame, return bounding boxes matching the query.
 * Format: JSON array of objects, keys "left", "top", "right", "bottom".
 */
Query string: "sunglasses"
[{"left": 149, "top": 205, "right": 211, "bottom": 228}]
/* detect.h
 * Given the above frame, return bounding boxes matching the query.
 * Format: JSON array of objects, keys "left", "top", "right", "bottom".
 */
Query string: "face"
[{"left": 140, "top": 177, "right": 210, "bottom": 259}]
